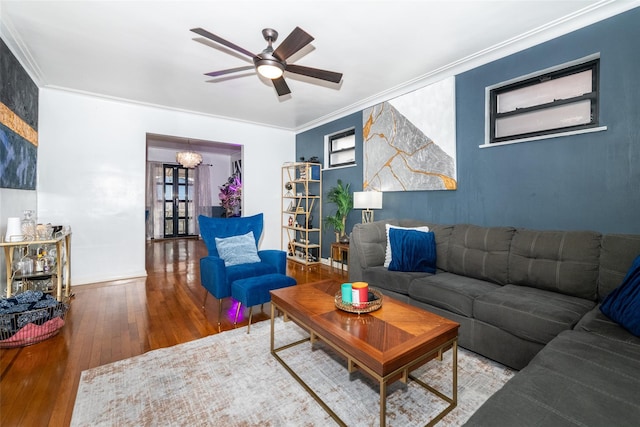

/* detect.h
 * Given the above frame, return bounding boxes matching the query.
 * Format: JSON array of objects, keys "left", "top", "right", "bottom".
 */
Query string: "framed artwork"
[
  {"left": 0, "top": 108, "right": 37, "bottom": 190},
  {"left": 1, "top": 39, "right": 39, "bottom": 190},
  {"left": 362, "top": 76, "right": 456, "bottom": 191}
]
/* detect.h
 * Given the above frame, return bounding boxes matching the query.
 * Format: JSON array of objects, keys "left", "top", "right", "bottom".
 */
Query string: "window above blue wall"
[
  {"left": 325, "top": 128, "right": 356, "bottom": 169},
  {"left": 481, "top": 53, "right": 607, "bottom": 148}
]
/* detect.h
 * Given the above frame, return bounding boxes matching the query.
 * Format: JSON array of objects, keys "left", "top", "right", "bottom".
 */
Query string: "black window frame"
[
  {"left": 489, "top": 58, "right": 600, "bottom": 144},
  {"left": 327, "top": 128, "right": 356, "bottom": 168}
]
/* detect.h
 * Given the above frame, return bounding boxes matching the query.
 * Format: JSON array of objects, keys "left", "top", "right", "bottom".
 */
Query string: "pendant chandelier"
[{"left": 176, "top": 150, "right": 203, "bottom": 168}]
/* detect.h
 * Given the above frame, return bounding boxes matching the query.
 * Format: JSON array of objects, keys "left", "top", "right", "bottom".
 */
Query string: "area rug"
[{"left": 71, "top": 318, "right": 515, "bottom": 426}]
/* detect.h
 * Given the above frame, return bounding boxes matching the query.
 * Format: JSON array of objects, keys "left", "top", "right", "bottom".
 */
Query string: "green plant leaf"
[{"left": 324, "top": 179, "right": 353, "bottom": 235}]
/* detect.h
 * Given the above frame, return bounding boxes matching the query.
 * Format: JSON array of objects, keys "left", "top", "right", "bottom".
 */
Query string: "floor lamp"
[{"left": 353, "top": 191, "right": 383, "bottom": 223}]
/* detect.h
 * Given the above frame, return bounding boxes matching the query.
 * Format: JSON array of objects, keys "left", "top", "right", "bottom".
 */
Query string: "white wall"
[{"left": 37, "top": 88, "right": 294, "bottom": 285}]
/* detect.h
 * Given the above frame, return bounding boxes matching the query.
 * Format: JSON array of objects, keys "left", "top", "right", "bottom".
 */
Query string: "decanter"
[{"left": 21, "top": 210, "right": 36, "bottom": 240}]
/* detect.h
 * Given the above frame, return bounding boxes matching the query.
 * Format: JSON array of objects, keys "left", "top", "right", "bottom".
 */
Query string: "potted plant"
[
  {"left": 219, "top": 174, "right": 242, "bottom": 217},
  {"left": 324, "top": 179, "right": 353, "bottom": 242}
]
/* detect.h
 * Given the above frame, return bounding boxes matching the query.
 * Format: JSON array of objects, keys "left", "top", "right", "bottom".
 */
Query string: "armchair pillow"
[
  {"left": 388, "top": 228, "right": 437, "bottom": 274},
  {"left": 600, "top": 254, "right": 640, "bottom": 337},
  {"left": 215, "top": 231, "right": 261, "bottom": 267}
]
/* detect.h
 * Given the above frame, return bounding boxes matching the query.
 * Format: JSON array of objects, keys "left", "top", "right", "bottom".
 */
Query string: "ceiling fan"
[{"left": 191, "top": 26, "right": 343, "bottom": 97}]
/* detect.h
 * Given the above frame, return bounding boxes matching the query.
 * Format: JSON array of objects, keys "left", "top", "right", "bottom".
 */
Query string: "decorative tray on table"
[{"left": 334, "top": 288, "right": 383, "bottom": 314}]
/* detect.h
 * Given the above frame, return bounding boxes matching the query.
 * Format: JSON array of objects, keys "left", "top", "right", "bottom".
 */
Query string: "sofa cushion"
[
  {"left": 575, "top": 306, "right": 640, "bottom": 345},
  {"left": 388, "top": 228, "right": 436, "bottom": 273},
  {"left": 447, "top": 224, "right": 515, "bottom": 285},
  {"left": 409, "top": 273, "right": 500, "bottom": 317},
  {"left": 600, "top": 254, "right": 640, "bottom": 336},
  {"left": 464, "top": 330, "right": 640, "bottom": 427},
  {"left": 598, "top": 234, "right": 640, "bottom": 300},
  {"left": 426, "top": 223, "right": 454, "bottom": 272},
  {"left": 351, "top": 220, "right": 400, "bottom": 269},
  {"left": 350, "top": 220, "right": 453, "bottom": 271},
  {"left": 474, "top": 285, "right": 595, "bottom": 345},
  {"left": 362, "top": 266, "right": 427, "bottom": 296},
  {"left": 508, "top": 228, "right": 601, "bottom": 300}
]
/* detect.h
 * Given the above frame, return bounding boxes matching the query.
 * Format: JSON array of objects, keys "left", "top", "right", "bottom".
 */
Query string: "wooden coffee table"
[{"left": 270, "top": 280, "right": 459, "bottom": 427}]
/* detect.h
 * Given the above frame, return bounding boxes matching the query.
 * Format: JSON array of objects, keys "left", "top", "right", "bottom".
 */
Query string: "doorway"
[
  {"left": 162, "top": 164, "right": 195, "bottom": 238},
  {"left": 145, "top": 133, "right": 243, "bottom": 240}
]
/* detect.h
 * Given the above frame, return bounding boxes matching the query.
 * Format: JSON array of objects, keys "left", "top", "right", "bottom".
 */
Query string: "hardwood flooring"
[{"left": 0, "top": 238, "right": 348, "bottom": 426}]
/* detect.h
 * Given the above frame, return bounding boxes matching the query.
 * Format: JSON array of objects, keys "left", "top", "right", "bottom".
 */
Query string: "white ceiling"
[{"left": 2, "top": 1, "right": 638, "bottom": 133}]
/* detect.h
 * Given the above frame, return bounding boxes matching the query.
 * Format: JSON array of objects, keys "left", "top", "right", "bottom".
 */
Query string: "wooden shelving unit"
[{"left": 281, "top": 162, "right": 322, "bottom": 266}]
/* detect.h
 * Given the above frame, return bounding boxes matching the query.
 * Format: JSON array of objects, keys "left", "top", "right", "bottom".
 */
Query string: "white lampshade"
[
  {"left": 353, "top": 191, "right": 383, "bottom": 223},
  {"left": 353, "top": 191, "right": 383, "bottom": 209}
]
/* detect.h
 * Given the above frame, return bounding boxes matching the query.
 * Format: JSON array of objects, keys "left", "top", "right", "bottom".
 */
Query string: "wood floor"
[{"left": 0, "top": 238, "right": 347, "bottom": 426}]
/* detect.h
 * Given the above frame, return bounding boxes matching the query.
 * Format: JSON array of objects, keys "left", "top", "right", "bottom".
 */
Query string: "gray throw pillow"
[{"left": 215, "top": 231, "right": 261, "bottom": 266}]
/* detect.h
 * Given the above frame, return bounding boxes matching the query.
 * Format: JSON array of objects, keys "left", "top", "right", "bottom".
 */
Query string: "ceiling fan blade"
[
  {"left": 272, "top": 77, "right": 291, "bottom": 96},
  {"left": 204, "top": 66, "right": 255, "bottom": 77},
  {"left": 191, "top": 28, "right": 256, "bottom": 59},
  {"left": 285, "top": 64, "right": 343, "bottom": 83},
  {"left": 273, "top": 27, "right": 314, "bottom": 61}
]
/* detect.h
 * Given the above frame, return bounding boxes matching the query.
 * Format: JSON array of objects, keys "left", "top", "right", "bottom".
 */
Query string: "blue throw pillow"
[
  {"left": 600, "top": 254, "right": 640, "bottom": 337},
  {"left": 215, "top": 231, "right": 261, "bottom": 267},
  {"left": 388, "top": 228, "right": 437, "bottom": 274}
]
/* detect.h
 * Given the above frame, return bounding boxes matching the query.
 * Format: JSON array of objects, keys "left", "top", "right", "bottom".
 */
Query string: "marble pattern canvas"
[{"left": 363, "top": 76, "right": 456, "bottom": 191}]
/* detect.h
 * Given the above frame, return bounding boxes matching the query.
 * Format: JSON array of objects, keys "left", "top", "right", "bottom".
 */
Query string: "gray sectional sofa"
[{"left": 349, "top": 220, "right": 640, "bottom": 426}]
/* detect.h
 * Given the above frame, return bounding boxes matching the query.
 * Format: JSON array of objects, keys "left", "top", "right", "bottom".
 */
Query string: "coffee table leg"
[
  {"left": 379, "top": 380, "right": 387, "bottom": 427},
  {"left": 453, "top": 340, "right": 458, "bottom": 405},
  {"left": 270, "top": 303, "right": 276, "bottom": 352}
]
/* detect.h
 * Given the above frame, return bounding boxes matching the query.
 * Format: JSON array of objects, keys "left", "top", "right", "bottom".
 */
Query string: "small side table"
[{"left": 330, "top": 242, "right": 349, "bottom": 272}]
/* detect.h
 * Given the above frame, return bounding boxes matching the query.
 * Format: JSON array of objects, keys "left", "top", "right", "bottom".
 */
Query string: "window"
[
  {"left": 488, "top": 57, "right": 600, "bottom": 145},
  {"left": 326, "top": 128, "right": 356, "bottom": 168}
]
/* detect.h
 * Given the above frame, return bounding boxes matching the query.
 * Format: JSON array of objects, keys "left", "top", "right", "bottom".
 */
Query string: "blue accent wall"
[
  {"left": 296, "top": 7, "right": 640, "bottom": 247},
  {"left": 452, "top": 7, "right": 640, "bottom": 234},
  {"left": 297, "top": 113, "right": 363, "bottom": 258}
]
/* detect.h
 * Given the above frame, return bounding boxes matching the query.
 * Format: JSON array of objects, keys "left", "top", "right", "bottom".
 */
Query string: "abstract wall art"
[
  {"left": 362, "top": 76, "right": 456, "bottom": 192},
  {"left": 0, "top": 37, "right": 39, "bottom": 190}
]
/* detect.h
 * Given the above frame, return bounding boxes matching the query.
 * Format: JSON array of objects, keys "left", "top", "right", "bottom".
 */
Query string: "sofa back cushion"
[
  {"left": 598, "top": 234, "right": 640, "bottom": 301},
  {"left": 397, "top": 220, "right": 454, "bottom": 272},
  {"left": 447, "top": 224, "right": 515, "bottom": 285},
  {"left": 508, "top": 229, "right": 601, "bottom": 300},
  {"left": 424, "top": 223, "right": 454, "bottom": 272},
  {"left": 350, "top": 219, "right": 453, "bottom": 271},
  {"left": 351, "top": 220, "right": 400, "bottom": 269}
]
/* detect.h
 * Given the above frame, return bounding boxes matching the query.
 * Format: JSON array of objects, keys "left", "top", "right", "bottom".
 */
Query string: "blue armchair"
[{"left": 199, "top": 213, "right": 286, "bottom": 328}]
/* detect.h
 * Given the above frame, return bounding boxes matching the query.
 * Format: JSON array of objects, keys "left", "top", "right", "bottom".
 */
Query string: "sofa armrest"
[
  {"left": 258, "top": 249, "right": 286, "bottom": 275},
  {"left": 200, "top": 256, "right": 230, "bottom": 299},
  {"left": 349, "top": 220, "right": 394, "bottom": 282}
]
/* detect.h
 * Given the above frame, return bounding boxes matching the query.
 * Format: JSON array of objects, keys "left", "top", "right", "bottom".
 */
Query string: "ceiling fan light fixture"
[
  {"left": 194, "top": 26, "right": 341, "bottom": 96},
  {"left": 256, "top": 59, "right": 284, "bottom": 79},
  {"left": 176, "top": 150, "right": 203, "bottom": 168}
]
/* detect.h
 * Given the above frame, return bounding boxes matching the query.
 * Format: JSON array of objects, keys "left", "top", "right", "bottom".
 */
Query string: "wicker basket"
[{"left": 0, "top": 300, "right": 69, "bottom": 348}]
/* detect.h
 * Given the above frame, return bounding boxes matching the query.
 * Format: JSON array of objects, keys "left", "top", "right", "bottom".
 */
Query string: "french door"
[{"left": 163, "top": 164, "right": 195, "bottom": 238}]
